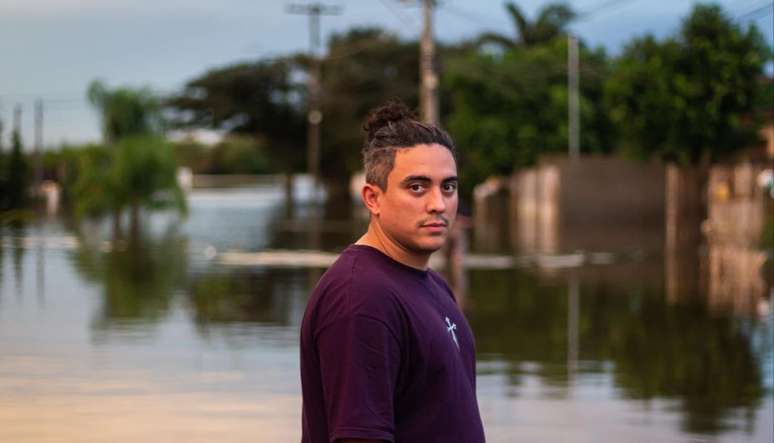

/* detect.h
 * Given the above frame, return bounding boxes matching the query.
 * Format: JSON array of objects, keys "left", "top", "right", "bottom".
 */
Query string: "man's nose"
[{"left": 426, "top": 187, "right": 446, "bottom": 213}]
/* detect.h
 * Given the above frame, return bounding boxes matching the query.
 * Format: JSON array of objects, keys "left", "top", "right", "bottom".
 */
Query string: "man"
[{"left": 300, "top": 101, "right": 486, "bottom": 443}]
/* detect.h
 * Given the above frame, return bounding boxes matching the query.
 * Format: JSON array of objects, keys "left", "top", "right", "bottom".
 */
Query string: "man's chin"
[{"left": 412, "top": 238, "right": 447, "bottom": 254}]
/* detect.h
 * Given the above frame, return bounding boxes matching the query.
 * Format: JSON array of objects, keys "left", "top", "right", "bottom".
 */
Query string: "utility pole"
[
  {"left": 567, "top": 35, "right": 580, "bottom": 160},
  {"left": 419, "top": 0, "right": 438, "bottom": 125},
  {"left": 34, "top": 99, "right": 43, "bottom": 186},
  {"left": 287, "top": 2, "right": 342, "bottom": 191}
]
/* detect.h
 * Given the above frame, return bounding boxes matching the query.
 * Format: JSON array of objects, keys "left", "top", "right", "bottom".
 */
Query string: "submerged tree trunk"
[
  {"left": 111, "top": 208, "right": 123, "bottom": 242},
  {"left": 129, "top": 201, "right": 141, "bottom": 245}
]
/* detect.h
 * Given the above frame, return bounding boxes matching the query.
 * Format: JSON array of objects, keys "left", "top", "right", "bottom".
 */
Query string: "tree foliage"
[
  {"left": 167, "top": 59, "right": 306, "bottom": 173},
  {"left": 72, "top": 136, "right": 186, "bottom": 220},
  {"left": 77, "top": 82, "right": 186, "bottom": 237},
  {"left": 88, "top": 80, "right": 163, "bottom": 143},
  {"left": 319, "top": 28, "right": 420, "bottom": 182},
  {"left": 157, "top": 2, "right": 769, "bottom": 195},
  {"left": 445, "top": 37, "right": 613, "bottom": 195},
  {"left": 173, "top": 136, "right": 271, "bottom": 175},
  {"left": 477, "top": 2, "right": 576, "bottom": 49},
  {"left": 6, "top": 129, "right": 29, "bottom": 209},
  {"left": 604, "top": 4, "right": 770, "bottom": 165}
]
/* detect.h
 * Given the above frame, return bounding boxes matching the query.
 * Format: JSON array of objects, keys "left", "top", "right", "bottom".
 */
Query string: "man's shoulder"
[
  {"left": 316, "top": 245, "right": 396, "bottom": 294},
  {"left": 427, "top": 269, "right": 457, "bottom": 302},
  {"left": 307, "top": 246, "right": 403, "bottom": 324}
]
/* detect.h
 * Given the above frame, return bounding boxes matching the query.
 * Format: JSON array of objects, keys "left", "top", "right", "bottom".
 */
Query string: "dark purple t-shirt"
[{"left": 300, "top": 245, "right": 485, "bottom": 443}]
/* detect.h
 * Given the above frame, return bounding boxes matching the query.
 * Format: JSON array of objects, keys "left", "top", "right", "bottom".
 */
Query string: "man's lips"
[{"left": 420, "top": 222, "right": 447, "bottom": 228}]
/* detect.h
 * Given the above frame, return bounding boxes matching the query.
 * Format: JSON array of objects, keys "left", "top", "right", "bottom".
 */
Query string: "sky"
[{"left": 0, "top": 0, "right": 771, "bottom": 148}]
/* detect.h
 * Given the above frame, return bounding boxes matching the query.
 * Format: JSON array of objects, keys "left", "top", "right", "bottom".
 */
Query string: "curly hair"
[{"left": 362, "top": 100, "right": 456, "bottom": 190}]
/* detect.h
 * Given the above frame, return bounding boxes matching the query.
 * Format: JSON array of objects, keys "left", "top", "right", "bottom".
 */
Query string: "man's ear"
[{"left": 361, "top": 183, "right": 383, "bottom": 216}]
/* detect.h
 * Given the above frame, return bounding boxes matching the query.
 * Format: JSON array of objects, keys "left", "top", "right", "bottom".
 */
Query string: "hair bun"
[{"left": 363, "top": 99, "right": 417, "bottom": 142}]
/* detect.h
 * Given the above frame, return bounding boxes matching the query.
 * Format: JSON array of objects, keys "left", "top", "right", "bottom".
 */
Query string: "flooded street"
[{"left": 1, "top": 180, "right": 771, "bottom": 442}]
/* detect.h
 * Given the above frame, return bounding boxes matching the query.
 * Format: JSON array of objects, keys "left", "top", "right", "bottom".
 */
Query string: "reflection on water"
[
  {"left": 72, "top": 226, "right": 188, "bottom": 333},
  {"left": 0, "top": 183, "right": 771, "bottom": 442},
  {"left": 468, "top": 269, "right": 770, "bottom": 435}
]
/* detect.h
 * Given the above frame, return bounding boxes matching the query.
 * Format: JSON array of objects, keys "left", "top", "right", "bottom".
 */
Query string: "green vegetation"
[
  {"left": 476, "top": 2, "right": 576, "bottom": 49},
  {"left": 167, "top": 59, "right": 306, "bottom": 176},
  {"left": 173, "top": 136, "right": 271, "bottom": 175},
  {"left": 69, "top": 82, "right": 186, "bottom": 238},
  {"left": 71, "top": 136, "right": 186, "bottom": 238},
  {"left": 88, "top": 80, "right": 164, "bottom": 143},
  {"left": 10, "top": 2, "right": 772, "bottom": 212},
  {"left": 605, "top": 4, "right": 769, "bottom": 165},
  {"left": 0, "top": 118, "right": 30, "bottom": 212},
  {"left": 4, "top": 127, "right": 29, "bottom": 210},
  {"left": 444, "top": 37, "right": 613, "bottom": 195},
  {"left": 319, "top": 28, "right": 420, "bottom": 185},
  {"left": 165, "top": 2, "right": 769, "bottom": 198}
]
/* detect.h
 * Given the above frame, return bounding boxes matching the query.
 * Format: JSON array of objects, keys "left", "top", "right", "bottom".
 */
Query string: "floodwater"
[{"left": 1, "top": 178, "right": 771, "bottom": 442}]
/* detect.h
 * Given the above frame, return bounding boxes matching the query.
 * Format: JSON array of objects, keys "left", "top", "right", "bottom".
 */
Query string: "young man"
[{"left": 300, "top": 101, "right": 485, "bottom": 443}]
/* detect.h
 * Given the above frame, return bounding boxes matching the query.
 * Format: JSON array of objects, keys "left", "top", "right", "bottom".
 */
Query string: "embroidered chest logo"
[{"left": 445, "top": 316, "right": 460, "bottom": 349}]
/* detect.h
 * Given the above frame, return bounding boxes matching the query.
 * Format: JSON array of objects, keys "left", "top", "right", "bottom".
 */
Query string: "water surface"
[{"left": 0, "top": 182, "right": 771, "bottom": 442}]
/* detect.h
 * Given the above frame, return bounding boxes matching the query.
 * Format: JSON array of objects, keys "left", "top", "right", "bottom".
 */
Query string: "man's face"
[{"left": 375, "top": 143, "right": 458, "bottom": 254}]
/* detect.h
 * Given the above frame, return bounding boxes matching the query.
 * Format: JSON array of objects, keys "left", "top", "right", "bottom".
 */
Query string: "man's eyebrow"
[
  {"left": 400, "top": 175, "right": 459, "bottom": 186},
  {"left": 400, "top": 175, "right": 432, "bottom": 186}
]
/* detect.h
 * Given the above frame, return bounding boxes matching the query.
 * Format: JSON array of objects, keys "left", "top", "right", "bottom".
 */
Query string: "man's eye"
[
  {"left": 409, "top": 184, "right": 424, "bottom": 192},
  {"left": 442, "top": 183, "right": 458, "bottom": 192}
]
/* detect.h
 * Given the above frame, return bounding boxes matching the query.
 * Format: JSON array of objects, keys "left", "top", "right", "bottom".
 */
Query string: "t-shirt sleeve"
[{"left": 315, "top": 313, "right": 401, "bottom": 443}]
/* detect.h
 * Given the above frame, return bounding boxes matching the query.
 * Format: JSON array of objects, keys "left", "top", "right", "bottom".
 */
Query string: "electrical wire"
[
  {"left": 440, "top": 3, "right": 509, "bottom": 28},
  {"left": 735, "top": 2, "right": 773, "bottom": 21},
  {"left": 575, "top": 0, "right": 640, "bottom": 23},
  {"left": 376, "top": 0, "right": 419, "bottom": 30}
]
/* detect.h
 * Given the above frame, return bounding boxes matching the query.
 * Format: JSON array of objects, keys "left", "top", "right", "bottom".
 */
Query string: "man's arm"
[{"left": 317, "top": 314, "right": 401, "bottom": 443}]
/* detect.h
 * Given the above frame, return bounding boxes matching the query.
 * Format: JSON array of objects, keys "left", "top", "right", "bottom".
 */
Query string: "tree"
[
  {"left": 477, "top": 2, "right": 576, "bottom": 50},
  {"left": 604, "top": 4, "right": 770, "bottom": 165},
  {"left": 113, "top": 135, "right": 187, "bottom": 239},
  {"left": 167, "top": 59, "right": 306, "bottom": 175},
  {"left": 72, "top": 136, "right": 186, "bottom": 240},
  {"left": 319, "top": 28, "right": 420, "bottom": 191},
  {"left": 444, "top": 37, "right": 613, "bottom": 196},
  {"left": 6, "top": 128, "right": 29, "bottom": 209},
  {"left": 88, "top": 80, "right": 163, "bottom": 144},
  {"left": 79, "top": 82, "right": 186, "bottom": 239}
]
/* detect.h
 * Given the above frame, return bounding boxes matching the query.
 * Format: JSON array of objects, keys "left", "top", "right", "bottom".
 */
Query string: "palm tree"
[
  {"left": 77, "top": 81, "right": 185, "bottom": 240},
  {"left": 87, "top": 80, "right": 164, "bottom": 144},
  {"left": 478, "top": 2, "right": 576, "bottom": 49}
]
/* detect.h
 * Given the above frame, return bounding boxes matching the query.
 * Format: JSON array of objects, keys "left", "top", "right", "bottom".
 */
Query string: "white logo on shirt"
[{"left": 445, "top": 316, "right": 459, "bottom": 349}]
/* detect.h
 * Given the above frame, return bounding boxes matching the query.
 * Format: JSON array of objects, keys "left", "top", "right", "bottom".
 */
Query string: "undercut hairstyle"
[{"left": 362, "top": 100, "right": 456, "bottom": 190}]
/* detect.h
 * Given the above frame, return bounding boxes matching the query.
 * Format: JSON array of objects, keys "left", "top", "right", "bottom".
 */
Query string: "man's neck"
[{"left": 355, "top": 224, "right": 430, "bottom": 271}]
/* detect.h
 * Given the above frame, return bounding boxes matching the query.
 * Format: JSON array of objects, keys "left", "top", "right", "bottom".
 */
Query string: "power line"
[
  {"left": 735, "top": 2, "right": 773, "bottom": 21},
  {"left": 734, "top": 0, "right": 769, "bottom": 9},
  {"left": 440, "top": 3, "right": 509, "bottom": 28},
  {"left": 576, "top": 0, "right": 640, "bottom": 23},
  {"left": 376, "top": 0, "right": 419, "bottom": 30}
]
